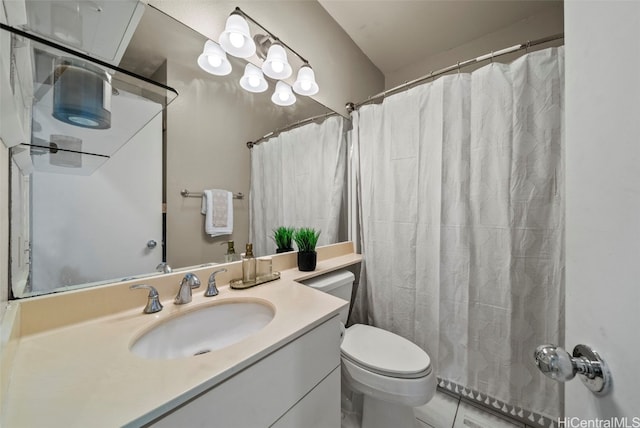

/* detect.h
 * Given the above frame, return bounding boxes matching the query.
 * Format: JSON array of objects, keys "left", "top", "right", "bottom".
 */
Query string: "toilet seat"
[
  {"left": 341, "top": 357, "right": 436, "bottom": 407},
  {"left": 341, "top": 324, "right": 432, "bottom": 379},
  {"left": 340, "top": 324, "right": 436, "bottom": 407}
]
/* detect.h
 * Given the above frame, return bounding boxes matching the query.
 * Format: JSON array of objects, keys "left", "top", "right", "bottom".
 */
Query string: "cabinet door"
[
  {"left": 271, "top": 367, "right": 340, "bottom": 428},
  {"left": 149, "top": 316, "right": 341, "bottom": 428}
]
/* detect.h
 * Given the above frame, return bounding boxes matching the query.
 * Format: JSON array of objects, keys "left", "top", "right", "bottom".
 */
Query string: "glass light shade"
[
  {"left": 293, "top": 65, "right": 319, "bottom": 96},
  {"left": 197, "top": 40, "right": 232, "bottom": 76},
  {"left": 219, "top": 14, "right": 256, "bottom": 58},
  {"left": 271, "top": 81, "right": 296, "bottom": 106},
  {"left": 240, "top": 63, "right": 268, "bottom": 93},
  {"left": 262, "top": 44, "right": 292, "bottom": 79}
]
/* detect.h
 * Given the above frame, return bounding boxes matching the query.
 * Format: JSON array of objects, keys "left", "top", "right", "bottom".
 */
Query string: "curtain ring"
[
  {"left": 457, "top": 61, "right": 461, "bottom": 74},
  {"left": 430, "top": 71, "right": 434, "bottom": 82},
  {"left": 490, "top": 51, "right": 494, "bottom": 63},
  {"left": 526, "top": 40, "right": 531, "bottom": 53}
]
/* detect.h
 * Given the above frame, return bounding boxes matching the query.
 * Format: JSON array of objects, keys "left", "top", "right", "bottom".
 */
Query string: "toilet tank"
[{"left": 301, "top": 270, "right": 355, "bottom": 324}]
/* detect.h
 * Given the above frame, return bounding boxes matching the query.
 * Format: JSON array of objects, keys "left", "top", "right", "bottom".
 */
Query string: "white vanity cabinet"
[{"left": 147, "top": 316, "right": 341, "bottom": 428}]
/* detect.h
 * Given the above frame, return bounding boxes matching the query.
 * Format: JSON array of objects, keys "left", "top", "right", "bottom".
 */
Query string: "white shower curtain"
[
  {"left": 352, "top": 47, "right": 564, "bottom": 423},
  {"left": 250, "top": 116, "right": 347, "bottom": 257}
]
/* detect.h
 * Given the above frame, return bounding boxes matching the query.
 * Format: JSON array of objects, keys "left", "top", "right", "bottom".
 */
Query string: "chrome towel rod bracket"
[{"left": 180, "top": 189, "right": 244, "bottom": 200}]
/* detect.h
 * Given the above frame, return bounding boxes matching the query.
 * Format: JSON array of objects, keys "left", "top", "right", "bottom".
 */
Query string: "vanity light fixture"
[
  {"left": 197, "top": 40, "right": 232, "bottom": 76},
  {"left": 219, "top": 12, "right": 256, "bottom": 59},
  {"left": 240, "top": 63, "right": 268, "bottom": 93},
  {"left": 262, "top": 43, "right": 292, "bottom": 80},
  {"left": 271, "top": 81, "right": 296, "bottom": 106},
  {"left": 207, "top": 7, "right": 320, "bottom": 99},
  {"left": 293, "top": 64, "right": 319, "bottom": 96}
]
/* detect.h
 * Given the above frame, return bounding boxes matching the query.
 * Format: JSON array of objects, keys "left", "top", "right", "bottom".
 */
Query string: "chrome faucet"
[
  {"left": 156, "top": 262, "right": 172, "bottom": 273},
  {"left": 174, "top": 273, "right": 201, "bottom": 305},
  {"left": 130, "top": 284, "right": 163, "bottom": 314},
  {"left": 205, "top": 268, "right": 227, "bottom": 297}
]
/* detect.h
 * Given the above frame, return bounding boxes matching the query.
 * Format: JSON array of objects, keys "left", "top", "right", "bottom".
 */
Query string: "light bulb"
[
  {"left": 271, "top": 60, "right": 284, "bottom": 74},
  {"left": 248, "top": 75, "right": 260, "bottom": 88},
  {"left": 207, "top": 55, "right": 223, "bottom": 68},
  {"left": 278, "top": 92, "right": 289, "bottom": 102},
  {"left": 229, "top": 32, "right": 245, "bottom": 49},
  {"left": 300, "top": 80, "right": 312, "bottom": 91},
  {"left": 293, "top": 65, "right": 318, "bottom": 96}
]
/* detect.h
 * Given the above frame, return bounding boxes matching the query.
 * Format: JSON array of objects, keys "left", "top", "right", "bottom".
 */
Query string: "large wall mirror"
[{"left": 8, "top": 4, "right": 340, "bottom": 298}]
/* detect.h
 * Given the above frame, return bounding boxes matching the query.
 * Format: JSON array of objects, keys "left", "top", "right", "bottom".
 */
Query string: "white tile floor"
[
  {"left": 341, "top": 389, "right": 539, "bottom": 428},
  {"left": 415, "top": 391, "right": 537, "bottom": 428}
]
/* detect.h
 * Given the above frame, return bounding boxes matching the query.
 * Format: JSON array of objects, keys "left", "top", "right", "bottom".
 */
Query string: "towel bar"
[{"left": 180, "top": 189, "right": 244, "bottom": 200}]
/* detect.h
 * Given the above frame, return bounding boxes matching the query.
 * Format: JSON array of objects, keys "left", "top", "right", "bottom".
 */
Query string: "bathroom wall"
[
  {"left": 386, "top": 4, "right": 564, "bottom": 88},
  {"left": 565, "top": 0, "right": 640, "bottom": 419}
]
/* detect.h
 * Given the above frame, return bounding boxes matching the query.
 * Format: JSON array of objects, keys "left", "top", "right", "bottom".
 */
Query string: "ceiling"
[{"left": 318, "top": 0, "right": 563, "bottom": 75}]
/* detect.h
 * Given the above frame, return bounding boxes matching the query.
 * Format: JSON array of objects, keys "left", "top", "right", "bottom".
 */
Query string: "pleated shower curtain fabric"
[
  {"left": 351, "top": 47, "right": 565, "bottom": 422},
  {"left": 250, "top": 116, "right": 346, "bottom": 257}
]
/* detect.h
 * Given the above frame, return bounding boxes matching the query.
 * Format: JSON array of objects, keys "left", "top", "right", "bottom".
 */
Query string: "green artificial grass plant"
[
  {"left": 273, "top": 226, "right": 295, "bottom": 250},
  {"left": 293, "top": 228, "right": 321, "bottom": 252}
]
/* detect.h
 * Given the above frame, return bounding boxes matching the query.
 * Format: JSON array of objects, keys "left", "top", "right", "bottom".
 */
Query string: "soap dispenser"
[
  {"left": 242, "top": 243, "right": 256, "bottom": 284},
  {"left": 224, "top": 240, "right": 236, "bottom": 263}
]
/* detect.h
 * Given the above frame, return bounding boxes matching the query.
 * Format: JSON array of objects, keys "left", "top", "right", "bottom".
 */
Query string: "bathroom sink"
[{"left": 130, "top": 300, "right": 275, "bottom": 359}]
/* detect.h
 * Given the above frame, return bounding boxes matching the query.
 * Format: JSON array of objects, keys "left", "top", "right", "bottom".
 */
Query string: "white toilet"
[{"left": 302, "top": 270, "right": 436, "bottom": 428}]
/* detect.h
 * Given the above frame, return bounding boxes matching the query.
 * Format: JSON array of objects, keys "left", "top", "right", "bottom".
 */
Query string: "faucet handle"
[
  {"left": 130, "top": 284, "right": 163, "bottom": 314},
  {"left": 205, "top": 268, "right": 228, "bottom": 297},
  {"left": 185, "top": 273, "right": 201, "bottom": 289},
  {"left": 175, "top": 273, "right": 200, "bottom": 305}
]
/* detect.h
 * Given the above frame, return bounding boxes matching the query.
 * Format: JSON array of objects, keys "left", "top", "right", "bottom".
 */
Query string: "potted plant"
[
  {"left": 273, "top": 226, "right": 295, "bottom": 253},
  {"left": 293, "top": 227, "right": 321, "bottom": 271}
]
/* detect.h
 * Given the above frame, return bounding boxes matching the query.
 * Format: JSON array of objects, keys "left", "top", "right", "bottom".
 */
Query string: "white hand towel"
[{"left": 201, "top": 189, "right": 233, "bottom": 237}]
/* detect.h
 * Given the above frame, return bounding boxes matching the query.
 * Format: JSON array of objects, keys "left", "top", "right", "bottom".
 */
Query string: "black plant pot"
[
  {"left": 297, "top": 251, "right": 317, "bottom": 271},
  {"left": 276, "top": 247, "right": 294, "bottom": 254}
]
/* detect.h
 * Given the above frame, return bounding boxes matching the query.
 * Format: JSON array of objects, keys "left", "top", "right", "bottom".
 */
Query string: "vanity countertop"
[{"left": 2, "top": 242, "right": 361, "bottom": 427}]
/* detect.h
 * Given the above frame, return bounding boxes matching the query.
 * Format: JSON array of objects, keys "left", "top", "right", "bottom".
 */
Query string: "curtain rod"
[
  {"left": 347, "top": 32, "right": 564, "bottom": 112},
  {"left": 247, "top": 111, "right": 342, "bottom": 148}
]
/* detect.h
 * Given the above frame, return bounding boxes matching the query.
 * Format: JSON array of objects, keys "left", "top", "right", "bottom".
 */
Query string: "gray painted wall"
[{"left": 386, "top": 5, "right": 564, "bottom": 89}]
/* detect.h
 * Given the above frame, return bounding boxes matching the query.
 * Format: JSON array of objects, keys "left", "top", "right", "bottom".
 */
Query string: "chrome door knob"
[
  {"left": 534, "top": 344, "right": 611, "bottom": 395},
  {"left": 147, "top": 240, "right": 158, "bottom": 249},
  {"left": 534, "top": 344, "right": 576, "bottom": 382}
]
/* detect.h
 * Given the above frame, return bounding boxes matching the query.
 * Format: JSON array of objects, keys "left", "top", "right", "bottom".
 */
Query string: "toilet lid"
[{"left": 341, "top": 324, "right": 431, "bottom": 379}]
